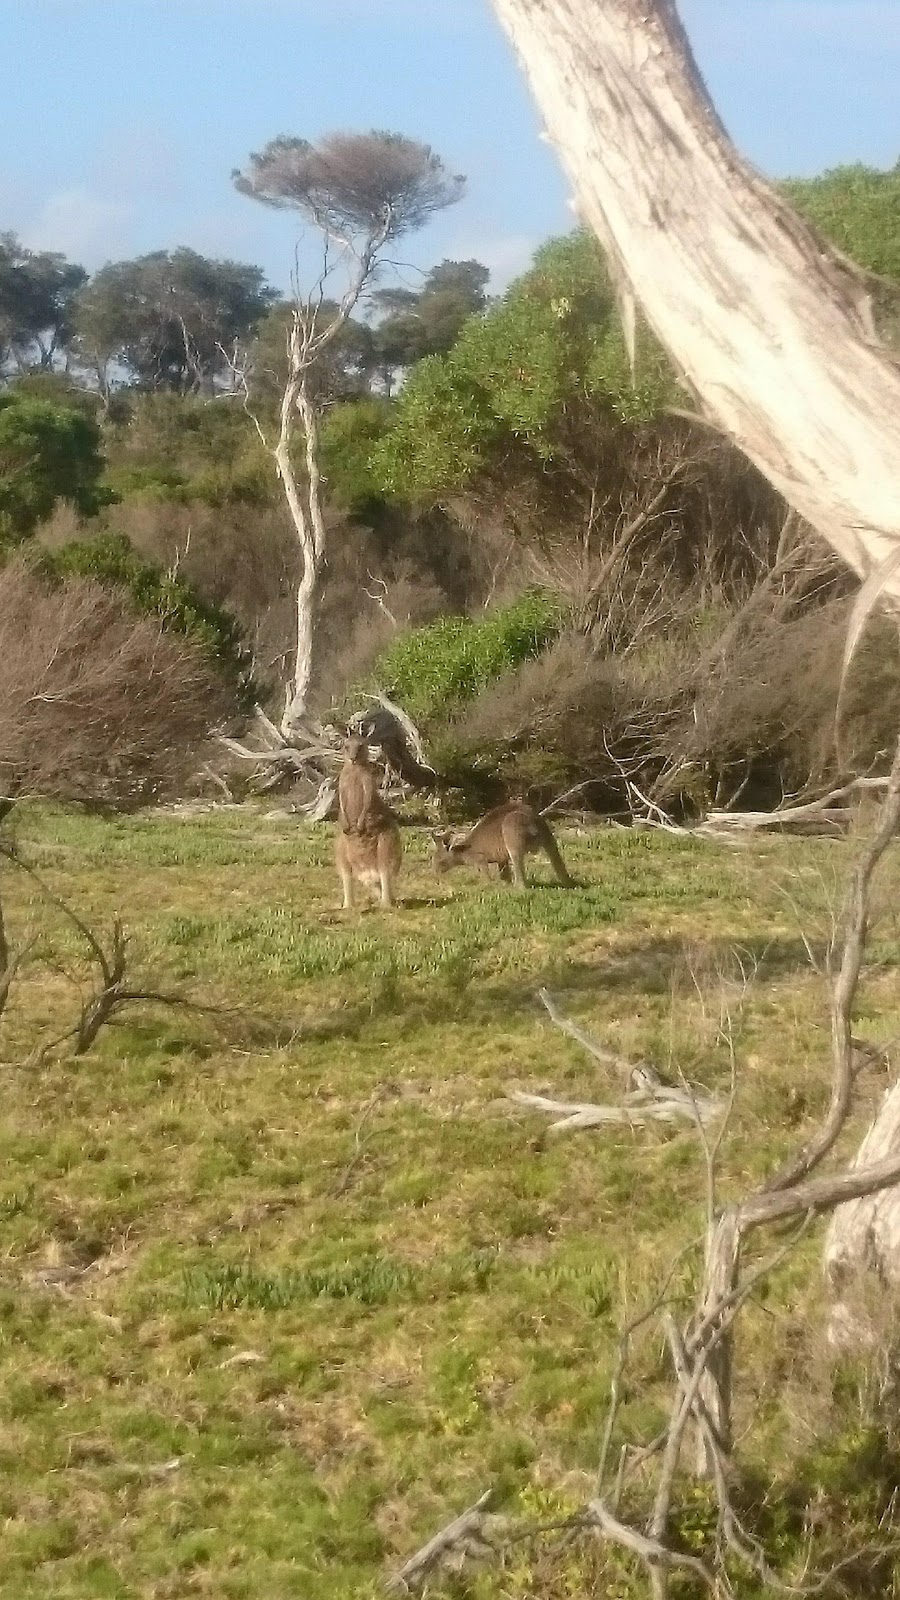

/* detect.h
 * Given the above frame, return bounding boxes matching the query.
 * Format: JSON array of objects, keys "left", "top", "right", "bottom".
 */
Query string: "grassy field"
[{"left": 2, "top": 804, "right": 900, "bottom": 1599}]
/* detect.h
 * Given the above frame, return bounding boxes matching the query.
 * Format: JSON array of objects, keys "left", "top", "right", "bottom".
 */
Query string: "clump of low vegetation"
[
  {"left": 0, "top": 561, "right": 236, "bottom": 808},
  {"left": 33, "top": 529, "right": 255, "bottom": 703},
  {"left": 368, "top": 589, "right": 565, "bottom": 724}
]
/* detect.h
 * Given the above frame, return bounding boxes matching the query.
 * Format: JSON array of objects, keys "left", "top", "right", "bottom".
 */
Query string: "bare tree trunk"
[
  {"left": 268, "top": 233, "right": 389, "bottom": 736},
  {"left": 273, "top": 318, "right": 321, "bottom": 734},
  {"left": 692, "top": 1209, "right": 740, "bottom": 1475},
  {"left": 824, "top": 1079, "right": 900, "bottom": 1351},
  {"left": 289, "top": 545, "right": 320, "bottom": 730},
  {"left": 489, "top": 0, "right": 900, "bottom": 600}
]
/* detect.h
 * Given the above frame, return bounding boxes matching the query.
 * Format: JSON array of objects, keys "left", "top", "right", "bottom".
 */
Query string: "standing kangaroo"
[
  {"left": 335, "top": 737, "right": 402, "bottom": 909},
  {"left": 432, "top": 800, "right": 573, "bottom": 888},
  {"left": 338, "top": 736, "right": 380, "bottom": 834}
]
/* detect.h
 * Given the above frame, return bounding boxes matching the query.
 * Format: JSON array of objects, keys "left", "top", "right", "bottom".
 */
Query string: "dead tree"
[
  {"left": 489, "top": 0, "right": 900, "bottom": 607},
  {"left": 233, "top": 132, "right": 464, "bottom": 736}
]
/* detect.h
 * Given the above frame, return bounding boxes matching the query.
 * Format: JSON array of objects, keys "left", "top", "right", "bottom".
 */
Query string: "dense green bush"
[
  {"left": 0, "top": 394, "right": 113, "bottom": 543},
  {"left": 33, "top": 531, "right": 255, "bottom": 703},
  {"left": 370, "top": 590, "right": 565, "bottom": 723},
  {"left": 319, "top": 397, "right": 393, "bottom": 517}
]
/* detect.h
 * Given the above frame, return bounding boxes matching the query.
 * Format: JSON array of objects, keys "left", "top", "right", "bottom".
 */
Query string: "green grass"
[{"left": 1, "top": 804, "right": 900, "bottom": 1597}]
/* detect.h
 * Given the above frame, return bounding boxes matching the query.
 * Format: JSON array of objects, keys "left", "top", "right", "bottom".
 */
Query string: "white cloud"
[
  {"left": 22, "top": 187, "right": 136, "bottom": 267},
  {"left": 445, "top": 230, "right": 541, "bottom": 292}
]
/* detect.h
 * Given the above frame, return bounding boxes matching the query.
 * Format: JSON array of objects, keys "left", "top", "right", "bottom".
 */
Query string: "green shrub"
[
  {"left": 33, "top": 531, "right": 255, "bottom": 703},
  {"left": 370, "top": 590, "right": 566, "bottom": 723},
  {"left": 105, "top": 459, "right": 273, "bottom": 509},
  {"left": 102, "top": 463, "right": 191, "bottom": 502},
  {"left": 0, "top": 394, "right": 114, "bottom": 543}
]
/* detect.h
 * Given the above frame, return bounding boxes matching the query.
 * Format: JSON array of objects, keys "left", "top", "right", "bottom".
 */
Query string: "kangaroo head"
[
  {"left": 343, "top": 735, "right": 370, "bottom": 764},
  {"left": 431, "top": 830, "right": 458, "bottom": 874}
]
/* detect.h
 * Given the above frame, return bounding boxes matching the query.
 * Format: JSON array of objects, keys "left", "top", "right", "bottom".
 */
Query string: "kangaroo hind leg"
[
  {"left": 338, "top": 862, "right": 355, "bottom": 910},
  {"left": 501, "top": 818, "right": 528, "bottom": 888},
  {"left": 539, "top": 822, "right": 574, "bottom": 886},
  {"left": 377, "top": 831, "right": 398, "bottom": 908}
]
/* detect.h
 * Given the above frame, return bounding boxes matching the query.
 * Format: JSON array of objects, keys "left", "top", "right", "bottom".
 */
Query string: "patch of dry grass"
[{"left": 1, "top": 805, "right": 899, "bottom": 1597}]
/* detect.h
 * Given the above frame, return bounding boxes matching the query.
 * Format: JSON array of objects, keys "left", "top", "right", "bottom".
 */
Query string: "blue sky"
[{"left": 1, "top": 0, "right": 898, "bottom": 296}]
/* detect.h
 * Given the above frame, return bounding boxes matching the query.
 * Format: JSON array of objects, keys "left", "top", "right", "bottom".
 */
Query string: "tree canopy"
[
  {"left": 72, "top": 249, "right": 278, "bottom": 396},
  {"left": 370, "top": 258, "right": 490, "bottom": 393},
  {"left": 233, "top": 131, "right": 465, "bottom": 242},
  {"left": 0, "top": 393, "right": 110, "bottom": 543},
  {"left": 0, "top": 233, "right": 86, "bottom": 375},
  {"left": 374, "top": 230, "right": 678, "bottom": 504}
]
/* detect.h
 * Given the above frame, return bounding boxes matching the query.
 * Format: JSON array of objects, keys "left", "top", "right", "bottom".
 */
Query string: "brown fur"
[
  {"left": 335, "top": 819, "right": 402, "bottom": 908},
  {"left": 432, "top": 801, "right": 574, "bottom": 889},
  {"left": 338, "top": 736, "right": 383, "bottom": 834},
  {"left": 336, "top": 737, "right": 402, "bottom": 907}
]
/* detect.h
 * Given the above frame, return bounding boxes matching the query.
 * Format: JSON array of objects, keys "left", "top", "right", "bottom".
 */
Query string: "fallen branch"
[
  {"left": 537, "top": 987, "right": 639, "bottom": 1083},
  {"left": 586, "top": 1498, "right": 714, "bottom": 1591},
  {"left": 530, "top": 989, "right": 723, "bottom": 1128},
  {"left": 297, "top": 776, "right": 337, "bottom": 821},
  {"left": 699, "top": 775, "right": 891, "bottom": 837},
  {"left": 509, "top": 1088, "right": 722, "bottom": 1130},
  {"left": 387, "top": 1488, "right": 494, "bottom": 1593}
]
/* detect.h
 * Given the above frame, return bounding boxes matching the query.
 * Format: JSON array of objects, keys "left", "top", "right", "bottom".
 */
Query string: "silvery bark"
[{"left": 489, "top": 0, "right": 900, "bottom": 599}]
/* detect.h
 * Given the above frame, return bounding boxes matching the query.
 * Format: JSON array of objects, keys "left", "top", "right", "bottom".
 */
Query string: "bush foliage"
[
  {"left": 33, "top": 531, "right": 255, "bottom": 702},
  {"left": 0, "top": 393, "right": 112, "bottom": 543},
  {"left": 370, "top": 590, "right": 565, "bottom": 722}
]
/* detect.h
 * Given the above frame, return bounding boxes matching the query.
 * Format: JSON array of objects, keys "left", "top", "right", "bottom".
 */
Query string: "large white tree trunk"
[{"left": 489, "top": 0, "right": 900, "bottom": 599}]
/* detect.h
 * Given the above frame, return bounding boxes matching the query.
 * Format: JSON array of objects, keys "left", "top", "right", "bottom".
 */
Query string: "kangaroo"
[
  {"left": 335, "top": 737, "right": 402, "bottom": 909},
  {"left": 337, "top": 736, "right": 381, "bottom": 835},
  {"left": 432, "top": 800, "right": 573, "bottom": 889}
]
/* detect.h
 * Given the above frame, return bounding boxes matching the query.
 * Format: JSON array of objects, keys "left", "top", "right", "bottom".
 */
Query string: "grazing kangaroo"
[
  {"left": 335, "top": 737, "right": 402, "bottom": 909},
  {"left": 432, "top": 800, "right": 573, "bottom": 888}
]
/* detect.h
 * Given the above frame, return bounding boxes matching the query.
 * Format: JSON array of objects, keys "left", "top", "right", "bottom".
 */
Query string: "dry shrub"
[
  {"left": 673, "top": 599, "right": 900, "bottom": 804},
  {"left": 61, "top": 497, "right": 479, "bottom": 710},
  {"left": 0, "top": 561, "right": 235, "bottom": 807},
  {"left": 313, "top": 552, "right": 448, "bottom": 703},
  {"left": 436, "top": 590, "right": 900, "bottom": 813}
]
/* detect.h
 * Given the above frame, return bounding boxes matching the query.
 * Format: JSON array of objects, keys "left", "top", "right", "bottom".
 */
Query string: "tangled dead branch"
[
  {"left": 586, "top": 731, "right": 900, "bottom": 1591},
  {"left": 387, "top": 1489, "right": 495, "bottom": 1593},
  {"left": 510, "top": 989, "right": 724, "bottom": 1130},
  {"left": 0, "top": 836, "right": 214, "bottom": 1061},
  {"left": 218, "top": 693, "right": 438, "bottom": 807}
]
